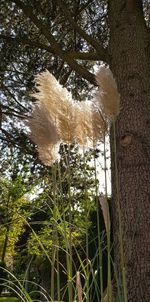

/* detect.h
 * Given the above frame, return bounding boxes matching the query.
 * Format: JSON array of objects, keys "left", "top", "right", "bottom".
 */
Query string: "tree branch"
[
  {"left": 1, "top": 82, "right": 29, "bottom": 112},
  {"left": 1, "top": 104, "right": 26, "bottom": 119},
  {"left": 1, "top": 34, "right": 100, "bottom": 61},
  {"left": 78, "top": 0, "right": 94, "bottom": 15},
  {"left": 57, "top": 0, "right": 108, "bottom": 61},
  {"left": 68, "top": 51, "right": 100, "bottom": 60},
  {"left": 0, "top": 34, "right": 51, "bottom": 51},
  {"left": 11, "top": 0, "right": 97, "bottom": 85}
]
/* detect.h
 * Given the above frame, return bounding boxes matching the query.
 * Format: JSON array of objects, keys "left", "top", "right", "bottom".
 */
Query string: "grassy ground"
[{"left": 0, "top": 298, "right": 19, "bottom": 302}]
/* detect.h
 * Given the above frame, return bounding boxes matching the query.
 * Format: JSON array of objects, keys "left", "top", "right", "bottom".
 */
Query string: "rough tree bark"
[{"left": 108, "top": 0, "right": 150, "bottom": 301}]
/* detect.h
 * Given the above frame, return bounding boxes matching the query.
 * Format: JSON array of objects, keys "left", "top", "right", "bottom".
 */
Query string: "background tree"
[{"left": 1, "top": 0, "right": 150, "bottom": 301}]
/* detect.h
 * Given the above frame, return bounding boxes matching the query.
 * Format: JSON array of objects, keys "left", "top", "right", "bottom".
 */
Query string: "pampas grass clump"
[{"left": 26, "top": 66, "right": 120, "bottom": 165}]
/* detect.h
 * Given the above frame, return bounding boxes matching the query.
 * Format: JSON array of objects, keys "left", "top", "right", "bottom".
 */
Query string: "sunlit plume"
[
  {"left": 31, "top": 70, "right": 74, "bottom": 119},
  {"left": 26, "top": 67, "right": 119, "bottom": 165},
  {"left": 91, "top": 103, "right": 107, "bottom": 146},
  {"left": 75, "top": 101, "right": 93, "bottom": 147},
  {"left": 26, "top": 104, "right": 60, "bottom": 165},
  {"left": 38, "top": 144, "right": 60, "bottom": 166},
  {"left": 96, "top": 66, "right": 120, "bottom": 120},
  {"left": 57, "top": 99, "right": 77, "bottom": 144}
]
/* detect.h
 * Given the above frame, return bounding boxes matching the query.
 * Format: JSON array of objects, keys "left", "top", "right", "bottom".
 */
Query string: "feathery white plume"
[
  {"left": 91, "top": 103, "right": 107, "bottom": 145},
  {"left": 38, "top": 144, "right": 60, "bottom": 166},
  {"left": 27, "top": 70, "right": 77, "bottom": 164},
  {"left": 31, "top": 70, "right": 74, "bottom": 119},
  {"left": 75, "top": 101, "right": 93, "bottom": 146},
  {"left": 26, "top": 103, "right": 60, "bottom": 165},
  {"left": 95, "top": 66, "right": 120, "bottom": 120},
  {"left": 26, "top": 67, "right": 119, "bottom": 165}
]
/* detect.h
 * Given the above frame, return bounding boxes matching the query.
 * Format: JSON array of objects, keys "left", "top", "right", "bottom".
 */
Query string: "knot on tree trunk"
[{"left": 120, "top": 134, "right": 133, "bottom": 147}]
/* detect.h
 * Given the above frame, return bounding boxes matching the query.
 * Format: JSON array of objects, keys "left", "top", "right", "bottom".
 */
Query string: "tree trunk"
[{"left": 108, "top": 0, "right": 150, "bottom": 301}]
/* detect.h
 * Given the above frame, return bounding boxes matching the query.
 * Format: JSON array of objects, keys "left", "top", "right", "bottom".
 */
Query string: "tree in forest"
[{"left": 1, "top": 1, "right": 150, "bottom": 301}]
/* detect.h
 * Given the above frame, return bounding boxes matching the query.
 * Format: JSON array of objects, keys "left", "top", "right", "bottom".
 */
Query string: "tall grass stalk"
[
  {"left": 51, "top": 227, "right": 57, "bottom": 301},
  {"left": 56, "top": 247, "right": 61, "bottom": 302},
  {"left": 51, "top": 165, "right": 57, "bottom": 301},
  {"left": 103, "top": 135, "right": 112, "bottom": 302},
  {"left": 0, "top": 268, "right": 33, "bottom": 302},
  {"left": 57, "top": 147, "right": 73, "bottom": 302},
  {"left": 83, "top": 147, "right": 90, "bottom": 302},
  {"left": 76, "top": 271, "right": 83, "bottom": 302},
  {"left": 66, "top": 146, "right": 73, "bottom": 302},
  {"left": 113, "top": 122, "right": 128, "bottom": 302},
  {"left": 85, "top": 219, "right": 90, "bottom": 302},
  {"left": 1, "top": 272, "right": 50, "bottom": 301},
  {"left": 57, "top": 158, "right": 73, "bottom": 302},
  {"left": 94, "top": 155, "right": 103, "bottom": 301}
]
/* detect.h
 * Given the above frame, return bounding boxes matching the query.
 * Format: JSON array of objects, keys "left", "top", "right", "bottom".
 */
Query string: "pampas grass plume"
[
  {"left": 27, "top": 70, "right": 78, "bottom": 164},
  {"left": 26, "top": 103, "right": 60, "bottom": 165},
  {"left": 75, "top": 101, "right": 93, "bottom": 146},
  {"left": 31, "top": 70, "right": 74, "bottom": 120},
  {"left": 57, "top": 99, "right": 77, "bottom": 144},
  {"left": 26, "top": 66, "right": 119, "bottom": 165},
  {"left": 38, "top": 144, "right": 60, "bottom": 166},
  {"left": 96, "top": 66, "right": 120, "bottom": 120},
  {"left": 91, "top": 104, "right": 107, "bottom": 145}
]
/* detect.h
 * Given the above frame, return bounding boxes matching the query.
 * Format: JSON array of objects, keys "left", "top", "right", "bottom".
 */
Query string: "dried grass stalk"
[
  {"left": 96, "top": 66, "right": 120, "bottom": 120},
  {"left": 99, "top": 195, "right": 110, "bottom": 234},
  {"left": 76, "top": 271, "right": 83, "bottom": 302}
]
